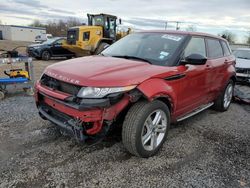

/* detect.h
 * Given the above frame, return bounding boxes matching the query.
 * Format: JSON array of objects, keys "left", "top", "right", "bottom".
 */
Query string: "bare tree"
[
  {"left": 29, "top": 20, "right": 45, "bottom": 28},
  {"left": 30, "top": 18, "right": 82, "bottom": 37},
  {"left": 67, "top": 17, "right": 82, "bottom": 27},
  {"left": 220, "top": 30, "right": 236, "bottom": 44}
]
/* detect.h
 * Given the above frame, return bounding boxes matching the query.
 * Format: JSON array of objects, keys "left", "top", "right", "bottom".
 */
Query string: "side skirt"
[{"left": 176, "top": 102, "right": 214, "bottom": 122}]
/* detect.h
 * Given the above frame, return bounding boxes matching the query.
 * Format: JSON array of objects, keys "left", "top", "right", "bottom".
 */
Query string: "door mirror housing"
[{"left": 184, "top": 54, "right": 207, "bottom": 65}]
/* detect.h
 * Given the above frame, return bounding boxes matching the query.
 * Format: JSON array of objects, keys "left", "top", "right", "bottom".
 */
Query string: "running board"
[{"left": 177, "top": 102, "right": 214, "bottom": 122}]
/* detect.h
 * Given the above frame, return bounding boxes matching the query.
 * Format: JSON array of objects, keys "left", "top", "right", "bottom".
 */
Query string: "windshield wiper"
[
  {"left": 237, "top": 56, "right": 249, "bottom": 60},
  {"left": 111, "top": 55, "right": 152, "bottom": 64}
]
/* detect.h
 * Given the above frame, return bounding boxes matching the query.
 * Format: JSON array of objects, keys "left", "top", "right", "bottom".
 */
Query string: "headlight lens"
[{"left": 77, "top": 85, "right": 136, "bottom": 98}]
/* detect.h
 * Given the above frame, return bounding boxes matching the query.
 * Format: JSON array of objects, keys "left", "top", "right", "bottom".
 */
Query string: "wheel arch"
[
  {"left": 153, "top": 96, "right": 173, "bottom": 114},
  {"left": 230, "top": 74, "right": 237, "bottom": 84},
  {"left": 136, "top": 78, "right": 177, "bottom": 114},
  {"left": 41, "top": 48, "right": 52, "bottom": 56}
]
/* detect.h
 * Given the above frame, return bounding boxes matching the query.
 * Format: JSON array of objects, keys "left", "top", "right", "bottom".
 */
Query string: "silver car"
[{"left": 233, "top": 48, "right": 250, "bottom": 83}]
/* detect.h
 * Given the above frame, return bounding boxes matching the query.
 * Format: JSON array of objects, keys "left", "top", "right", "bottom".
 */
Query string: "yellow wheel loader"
[{"left": 62, "top": 13, "right": 130, "bottom": 57}]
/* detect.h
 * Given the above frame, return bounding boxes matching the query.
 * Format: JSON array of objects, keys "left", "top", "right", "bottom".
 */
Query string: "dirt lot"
[{"left": 0, "top": 41, "right": 250, "bottom": 187}]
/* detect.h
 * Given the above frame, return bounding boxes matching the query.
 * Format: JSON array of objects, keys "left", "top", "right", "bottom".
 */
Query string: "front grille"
[
  {"left": 40, "top": 102, "right": 72, "bottom": 123},
  {"left": 40, "top": 74, "right": 81, "bottom": 95},
  {"left": 236, "top": 68, "right": 250, "bottom": 74}
]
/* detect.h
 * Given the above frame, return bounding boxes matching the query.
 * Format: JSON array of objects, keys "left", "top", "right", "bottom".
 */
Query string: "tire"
[
  {"left": 213, "top": 80, "right": 234, "bottom": 111},
  {"left": 66, "top": 56, "right": 73, "bottom": 59},
  {"left": 94, "top": 42, "right": 109, "bottom": 55},
  {"left": 41, "top": 50, "right": 51, "bottom": 61},
  {"left": 0, "top": 91, "right": 5, "bottom": 100},
  {"left": 122, "top": 100, "right": 170, "bottom": 158}
]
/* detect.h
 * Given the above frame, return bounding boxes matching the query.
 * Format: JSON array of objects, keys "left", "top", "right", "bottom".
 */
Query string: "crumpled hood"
[
  {"left": 236, "top": 58, "right": 250, "bottom": 69},
  {"left": 44, "top": 56, "right": 179, "bottom": 87}
]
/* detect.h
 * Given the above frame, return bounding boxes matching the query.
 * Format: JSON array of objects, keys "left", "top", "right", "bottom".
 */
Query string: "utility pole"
[
  {"left": 165, "top": 21, "right": 182, "bottom": 30},
  {"left": 165, "top": 21, "right": 197, "bottom": 30}
]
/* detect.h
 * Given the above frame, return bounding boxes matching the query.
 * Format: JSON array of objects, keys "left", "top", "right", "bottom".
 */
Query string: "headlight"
[{"left": 77, "top": 85, "right": 136, "bottom": 98}]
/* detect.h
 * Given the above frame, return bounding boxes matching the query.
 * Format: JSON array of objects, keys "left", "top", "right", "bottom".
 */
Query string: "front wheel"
[
  {"left": 122, "top": 100, "right": 170, "bottom": 158},
  {"left": 213, "top": 80, "right": 234, "bottom": 111}
]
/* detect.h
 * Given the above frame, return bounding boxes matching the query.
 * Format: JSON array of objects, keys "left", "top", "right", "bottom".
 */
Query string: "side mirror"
[
  {"left": 184, "top": 54, "right": 207, "bottom": 65},
  {"left": 119, "top": 18, "right": 122, "bottom": 25}
]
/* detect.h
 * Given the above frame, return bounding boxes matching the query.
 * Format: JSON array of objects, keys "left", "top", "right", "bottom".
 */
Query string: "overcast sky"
[{"left": 1, "top": 0, "right": 250, "bottom": 42}]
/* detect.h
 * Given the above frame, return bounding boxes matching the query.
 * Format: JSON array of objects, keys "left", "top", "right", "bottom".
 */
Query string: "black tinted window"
[
  {"left": 54, "top": 39, "right": 63, "bottom": 45},
  {"left": 184, "top": 37, "right": 206, "bottom": 57},
  {"left": 221, "top": 41, "right": 231, "bottom": 56},
  {"left": 207, "top": 39, "right": 223, "bottom": 59}
]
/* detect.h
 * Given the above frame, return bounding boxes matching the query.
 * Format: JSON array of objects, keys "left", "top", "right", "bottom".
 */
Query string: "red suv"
[{"left": 35, "top": 31, "right": 236, "bottom": 157}]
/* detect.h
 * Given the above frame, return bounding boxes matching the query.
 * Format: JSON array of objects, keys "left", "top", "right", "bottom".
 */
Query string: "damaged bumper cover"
[{"left": 35, "top": 82, "right": 132, "bottom": 141}]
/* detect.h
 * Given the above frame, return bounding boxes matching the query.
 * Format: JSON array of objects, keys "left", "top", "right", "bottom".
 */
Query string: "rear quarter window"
[
  {"left": 221, "top": 41, "right": 231, "bottom": 56},
  {"left": 206, "top": 39, "right": 224, "bottom": 59}
]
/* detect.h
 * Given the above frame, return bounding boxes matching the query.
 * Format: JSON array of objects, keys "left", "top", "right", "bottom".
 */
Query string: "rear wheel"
[
  {"left": 122, "top": 100, "right": 170, "bottom": 158},
  {"left": 94, "top": 42, "right": 109, "bottom": 55},
  {"left": 41, "top": 50, "right": 51, "bottom": 61},
  {"left": 213, "top": 80, "right": 234, "bottom": 111}
]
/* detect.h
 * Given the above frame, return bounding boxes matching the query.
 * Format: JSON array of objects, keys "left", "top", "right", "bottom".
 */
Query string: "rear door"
[
  {"left": 205, "top": 38, "right": 226, "bottom": 100},
  {"left": 175, "top": 37, "right": 209, "bottom": 117}
]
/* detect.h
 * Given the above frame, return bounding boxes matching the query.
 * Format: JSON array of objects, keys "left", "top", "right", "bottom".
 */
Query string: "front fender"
[{"left": 137, "top": 78, "right": 177, "bottom": 112}]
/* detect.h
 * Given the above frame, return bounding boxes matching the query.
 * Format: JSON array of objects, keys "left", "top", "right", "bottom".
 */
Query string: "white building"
[{"left": 0, "top": 25, "right": 46, "bottom": 42}]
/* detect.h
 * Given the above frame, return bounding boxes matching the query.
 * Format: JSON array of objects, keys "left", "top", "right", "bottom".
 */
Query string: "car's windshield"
[
  {"left": 102, "top": 33, "right": 186, "bottom": 66},
  {"left": 233, "top": 50, "right": 250, "bottom": 60},
  {"left": 42, "top": 38, "right": 59, "bottom": 45}
]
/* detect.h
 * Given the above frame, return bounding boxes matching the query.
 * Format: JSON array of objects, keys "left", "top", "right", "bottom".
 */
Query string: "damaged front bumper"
[{"left": 35, "top": 82, "right": 131, "bottom": 142}]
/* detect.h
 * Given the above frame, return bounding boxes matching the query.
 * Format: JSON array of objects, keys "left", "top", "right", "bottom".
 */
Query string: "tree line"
[
  {"left": 29, "top": 18, "right": 83, "bottom": 37},
  {"left": 1, "top": 18, "right": 250, "bottom": 44}
]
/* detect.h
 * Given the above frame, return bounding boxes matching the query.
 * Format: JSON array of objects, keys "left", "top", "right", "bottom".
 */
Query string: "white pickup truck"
[{"left": 35, "top": 34, "right": 53, "bottom": 43}]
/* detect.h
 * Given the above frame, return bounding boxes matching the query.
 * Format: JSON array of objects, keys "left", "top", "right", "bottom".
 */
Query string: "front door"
[
  {"left": 51, "top": 39, "right": 68, "bottom": 55},
  {"left": 175, "top": 37, "right": 209, "bottom": 117}
]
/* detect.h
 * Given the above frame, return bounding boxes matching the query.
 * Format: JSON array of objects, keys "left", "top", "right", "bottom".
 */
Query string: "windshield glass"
[
  {"left": 92, "top": 16, "right": 104, "bottom": 26},
  {"left": 102, "top": 33, "right": 186, "bottom": 66},
  {"left": 233, "top": 50, "right": 250, "bottom": 60},
  {"left": 42, "top": 38, "right": 59, "bottom": 45}
]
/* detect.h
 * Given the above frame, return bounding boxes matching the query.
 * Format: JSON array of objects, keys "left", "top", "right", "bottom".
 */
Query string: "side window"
[
  {"left": 83, "top": 31, "right": 90, "bottom": 41},
  {"left": 221, "top": 41, "right": 231, "bottom": 56},
  {"left": 207, "top": 39, "right": 223, "bottom": 59},
  {"left": 54, "top": 39, "right": 63, "bottom": 45},
  {"left": 184, "top": 37, "right": 206, "bottom": 57}
]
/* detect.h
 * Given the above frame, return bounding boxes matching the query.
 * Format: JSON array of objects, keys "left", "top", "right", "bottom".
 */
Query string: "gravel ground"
[{"left": 0, "top": 94, "right": 249, "bottom": 187}]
